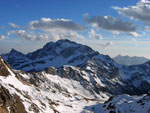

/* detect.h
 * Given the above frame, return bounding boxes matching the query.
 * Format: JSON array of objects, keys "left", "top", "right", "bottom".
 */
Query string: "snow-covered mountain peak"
[
  {"left": 10, "top": 48, "right": 19, "bottom": 53},
  {"left": 3, "top": 48, "right": 26, "bottom": 60},
  {"left": 1, "top": 39, "right": 107, "bottom": 72},
  {"left": 8, "top": 48, "right": 27, "bottom": 58},
  {"left": 56, "top": 39, "right": 78, "bottom": 46},
  {"left": 43, "top": 39, "right": 78, "bottom": 50},
  {"left": 42, "top": 39, "right": 93, "bottom": 55}
]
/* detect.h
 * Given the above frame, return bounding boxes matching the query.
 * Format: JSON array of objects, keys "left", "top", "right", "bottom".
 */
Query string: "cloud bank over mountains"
[{"left": 1, "top": 0, "right": 149, "bottom": 42}]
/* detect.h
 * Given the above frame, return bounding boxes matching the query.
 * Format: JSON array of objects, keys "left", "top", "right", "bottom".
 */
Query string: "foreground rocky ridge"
[
  {"left": 0, "top": 56, "right": 108, "bottom": 113},
  {"left": 0, "top": 56, "right": 27, "bottom": 113}
]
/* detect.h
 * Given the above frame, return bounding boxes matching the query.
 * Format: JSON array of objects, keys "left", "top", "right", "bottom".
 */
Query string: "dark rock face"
[
  {"left": 60, "top": 66, "right": 83, "bottom": 81},
  {"left": 60, "top": 47, "right": 76, "bottom": 58},
  {"left": 0, "top": 57, "right": 27, "bottom": 113},
  {"left": 0, "top": 57, "right": 10, "bottom": 76},
  {"left": 0, "top": 85, "right": 11, "bottom": 106},
  {"left": 45, "top": 67, "right": 57, "bottom": 75},
  {"left": 0, "top": 85, "right": 27, "bottom": 113}
]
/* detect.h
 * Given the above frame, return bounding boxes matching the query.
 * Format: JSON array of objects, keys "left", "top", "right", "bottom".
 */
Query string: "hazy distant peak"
[{"left": 113, "top": 55, "right": 149, "bottom": 66}]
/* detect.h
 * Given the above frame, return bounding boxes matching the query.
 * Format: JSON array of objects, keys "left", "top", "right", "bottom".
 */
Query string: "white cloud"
[
  {"left": 99, "top": 41, "right": 114, "bottom": 49},
  {"left": 113, "top": 0, "right": 150, "bottom": 25},
  {"left": 112, "top": 31, "right": 120, "bottom": 35},
  {"left": 8, "top": 30, "right": 49, "bottom": 40},
  {"left": 0, "top": 35, "right": 7, "bottom": 40},
  {"left": 84, "top": 14, "right": 137, "bottom": 33},
  {"left": 132, "top": 38, "right": 137, "bottom": 42},
  {"left": 29, "top": 17, "right": 88, "bottom": 32},
  {"left": 59, "top": 31, "right": 85, "bottom": 40},
  {"left": 7, "top": 30, "right": 85, "bottom": 41},
  {"left": 1, "top": 17, "right": 87, "bottom": 41},
  {"left": 46, "top": 31, "right": 85, "bottom": 41},
  {"left": 144, "top": 26, "right": 150, "bottom": 32},
  {"left": 8, "top": 23, "right": 19, "bottom": 28},
  {"left": 89, "top": 29, "right": 103, "bottom": 39},
  {"left": 129, "top": 32, "right": 140, "bottom": 37}
]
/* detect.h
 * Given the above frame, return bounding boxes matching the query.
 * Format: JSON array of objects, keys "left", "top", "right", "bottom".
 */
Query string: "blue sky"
[{"left": 0, "top": 0, "right": 150, "bottom": 58}]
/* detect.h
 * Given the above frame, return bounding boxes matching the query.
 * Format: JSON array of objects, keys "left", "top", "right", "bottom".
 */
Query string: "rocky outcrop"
[
  {"left": 0, "top": 56, "right": 10, "bottom": 77},
  {"left": 0, "top": 57, "right": 27, "bottom": 113},
  {"left": 45, "top": 67, "right": 57, "bottom": 75},
  {"left": 0, "top": 85, "right": 27, "bottom": 113}
]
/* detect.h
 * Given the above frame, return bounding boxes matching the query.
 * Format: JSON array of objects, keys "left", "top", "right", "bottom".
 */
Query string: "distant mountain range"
[
  {"left": 113, "top": 55, "right": 149, "bottom": 66},
  {"left": 0, "top": 39, "right": 150, "bottom": 113}
]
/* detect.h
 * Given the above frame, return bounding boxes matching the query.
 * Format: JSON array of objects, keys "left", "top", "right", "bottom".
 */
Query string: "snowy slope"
[
  {"left": 84, "top": 94, "right": 150, "bottom": 113},
  {"left": 1, "top": 56, "right": 150, "bottom": 113},
  {"left": 0, "top": 56, "right": 109, "bottom": 113}
]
